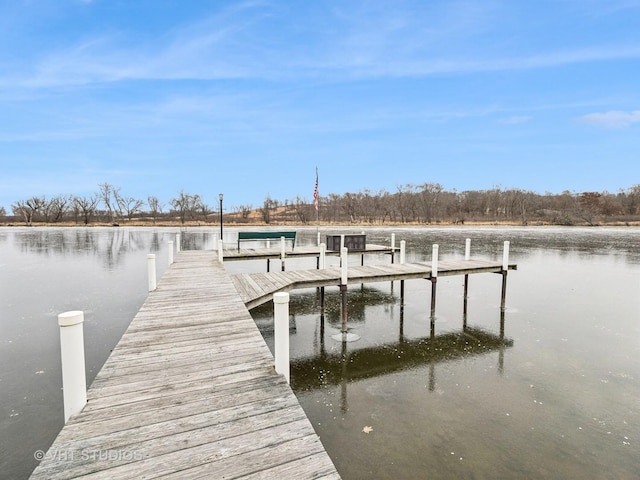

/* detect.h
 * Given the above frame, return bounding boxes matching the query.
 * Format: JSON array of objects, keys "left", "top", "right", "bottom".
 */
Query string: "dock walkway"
[
  {"left": 30, "top": 250, "right": 340, "bottom": 479},
  {"left": 231, "top": 259, "right": 516, "bottom": 309}
]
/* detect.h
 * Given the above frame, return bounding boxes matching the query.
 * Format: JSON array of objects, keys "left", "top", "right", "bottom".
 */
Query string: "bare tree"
[
  {"left": 169, "top": 191, "right": 203, "bottom": 224},
  {"left": 12, "top": 197, "right": 45, "bottom": 225},
  {"left": 233, "top": 204, "right": 253, "bottom": 221},
  {"left": 147, "top": 196, "right": 164, "bottom": 224},
  {"left": 74, "top": 195, "right": 99, "bottom": 225},
  {"left": 98, "top": 183, "right": 120, "bottom": 222},
  {"left": 261, "top": 195, "right": 276, "bottom": 224},
  {"left": 45, "top": 195, "right": 72, "bottom": 223},
  {"left": 115, "top": 194, "right": 144, "bottom": 221}
]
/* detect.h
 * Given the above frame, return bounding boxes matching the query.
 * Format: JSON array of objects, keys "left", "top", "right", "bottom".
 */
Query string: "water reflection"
[
  {"left": 12, "top": 228, "right": 170, "bottom": 270},
  {"left": 291, "top": 325, "right": 513, "bottom": 391}
]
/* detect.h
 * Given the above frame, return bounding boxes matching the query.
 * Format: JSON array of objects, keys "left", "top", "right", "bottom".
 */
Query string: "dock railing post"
[
  {"left": 58, "top": 311, "right": 87, "bottom": 424},
  {"left": 463, "top": 238, "right": 470, "bottom": 321},
  {"left": 391, "top": 233, "right": 396, "bottom": 264},
  {"left": 168, "top": 241, "right": 174, "bottom": 265},
  {"left": 218, "top": 241, "right": 224, "bottom": 264},
  {"left": 273, "top": 292, "right": 290, "bottom": 384},
  {"left": 400, "top": 240, "right": 406, "bottom": 307},
  {"left": 147, "top": 254, "right": 157, "bottom": 292},
  {"left": 175, "top": 233, "right": 181, "bottom": 252},
  {"left": 430, "top": 244, "right": 438, "bottom": 319},
  {"left": 501, "top": 241, "right": 510, "bottom": 312},
  {"left": 280, "top": 236, "right": 286, "bottom": 271},
  {"left": 319, "top": 243, "right": 326, "bottom": 313},
  {"left": 340, "top": 247, "right": 348, "bottom": 333}
]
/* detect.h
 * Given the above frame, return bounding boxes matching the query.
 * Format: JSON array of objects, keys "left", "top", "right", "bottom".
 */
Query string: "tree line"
[{"left": 3, "top": 182, "right": 640, "bottom": 226}]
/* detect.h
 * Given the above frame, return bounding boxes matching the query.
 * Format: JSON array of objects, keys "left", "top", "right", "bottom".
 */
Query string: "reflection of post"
[
  {"left": 399, "top": 301, "right": 405, "bottom": 342},
  {"left": 498, "top": 309, "right": 506, "bottom": 374},
  {"left": 341, "top": 340, "right": 348, "bottom": 413},
  {"left": 320, "top": 313, "right": 325, "bottom": 354},
  {"left": 429, "top": 363, "right": 436, "bottom": 392}
]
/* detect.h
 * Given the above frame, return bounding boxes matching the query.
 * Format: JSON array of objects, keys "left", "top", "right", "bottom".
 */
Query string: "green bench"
[{"left": 237, "top": 231, "right": 296, "bottom": 251}]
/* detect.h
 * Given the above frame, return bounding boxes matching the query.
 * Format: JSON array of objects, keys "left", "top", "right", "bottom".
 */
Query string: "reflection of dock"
[
  {"left": 30, "top": 251, "right": 340, "bottom": 479},
  {"left": 292, "top": 326, "right": 513, "bottom": 391},
  {"left": 232, "top": 259, "right": 517, "bottom": 309}
]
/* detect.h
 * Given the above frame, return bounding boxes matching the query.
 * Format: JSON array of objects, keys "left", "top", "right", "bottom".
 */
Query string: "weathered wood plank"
[
  {"left": 30, "top": 251, "right": 340, "bottom": 480},
  {"left": 233, "top": 258, "right": 516, "bottom": 308}
]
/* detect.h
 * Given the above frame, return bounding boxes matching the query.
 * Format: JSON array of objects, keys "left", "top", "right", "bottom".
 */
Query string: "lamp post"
[{"left": 219, "top": 193, "right": 223, "bottom": 241}]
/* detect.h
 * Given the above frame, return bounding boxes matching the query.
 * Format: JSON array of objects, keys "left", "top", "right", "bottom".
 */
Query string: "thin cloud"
[
  {"left": 500, "top": 116, "right": 532, "bottom": 125},
  {"left": 578, "top": 110, "right": 640, "bottom": 128}
]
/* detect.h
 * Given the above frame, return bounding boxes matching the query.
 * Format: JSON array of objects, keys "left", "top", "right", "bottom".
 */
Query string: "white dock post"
[
  {"left": 400, "top": 240, "right": 406, "bottom": 306},
  {"left": 58, "top": 311, "right": 87, "bottom": 424},
  {"left": 391, "top": 233, "right": 396, "bottom": 264},
  {"left": 501, "top": 241, "right": 510, "bottom": 312},
  {"left": 175, "top": 233, "right": 181, "bottom": 252},
  {"left": 218, "top": 241, "right": 224, "bottom": 264},
  {"left": 464, "top": 239, "right": 471, "bottom": 319},
  {"left": 273, "top": 292, "right": 290, "bottom": 384},
  {"left": 340, "top": 246, "right": 348, "bottom": 286},
  {"left": 319, "top": 242, "right": 326, "bottom": 269},
  {"left": 280, "top": 236, "right": 286, "bottom": 271},
  {"left": 147, "top": 254, "right": 157, "bottom": 292},
  {"left": 168, "top": 241, "right": 174, "bottom": 265},
  {"left": 430, "top": 244, "right": 439, "bottom": 318},
  {"left": 502, "top": 241, "right": 510, "bottom": 271}
]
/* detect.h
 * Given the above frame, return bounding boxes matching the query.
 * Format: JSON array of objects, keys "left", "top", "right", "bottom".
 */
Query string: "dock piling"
[
  {"left": 168, "top": 241, "right": 174, "bottom": 265},
  {"left": 400, "top": 240, "right": 406, "bottom": 306},
  {"left": 430, "top": 244, "right": 439, "bottom": 318},
  {"left": 501, "top": 241, "right": 510, "bottom": 311},
  {"left": 273, "top": 292, "right": 290, "bottom": 384},
  {"left": 147, "top": 254, "right": 157, "bottom": 291},
  {"left": 57, "top": 311, "right": 87, "bottom": 423}
]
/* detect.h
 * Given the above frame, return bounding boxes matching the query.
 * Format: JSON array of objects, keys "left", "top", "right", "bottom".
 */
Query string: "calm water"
[{"left": 1, "top": 226, "right": 638, "bottom": 479}]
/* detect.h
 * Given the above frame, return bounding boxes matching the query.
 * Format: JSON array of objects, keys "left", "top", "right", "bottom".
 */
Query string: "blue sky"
[{"left": 1, "top": 0, "right": 639, "bottom": 212}]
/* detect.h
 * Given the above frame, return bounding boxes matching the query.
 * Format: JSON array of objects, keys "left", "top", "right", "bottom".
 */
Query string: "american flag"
[{"left": 313, "top": 167, "right": 319, "bottom": 211}]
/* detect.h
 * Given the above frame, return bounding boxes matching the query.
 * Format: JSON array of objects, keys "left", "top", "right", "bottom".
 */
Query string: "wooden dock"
[
  {"left": 221, "top": 243, "right": 395, "bottom": 262},
  {"left": 30, "top": 250, "right": 340, "bottom": 480},
  {"left": 231, "top": 259, "right": 517, "bottom": 309}
]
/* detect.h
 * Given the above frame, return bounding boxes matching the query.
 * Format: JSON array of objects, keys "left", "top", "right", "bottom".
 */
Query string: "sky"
[{"left": 1, "top": 0, "right": 639, "bottom": 212}]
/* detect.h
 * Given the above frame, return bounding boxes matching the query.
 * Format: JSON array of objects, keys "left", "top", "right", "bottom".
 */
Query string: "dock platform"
[
  {"left": 30, "top": 250, "right": 340, "bottom": 480},
  {"left": 231, "top": 259, "right": 517, "bottom": 309}
]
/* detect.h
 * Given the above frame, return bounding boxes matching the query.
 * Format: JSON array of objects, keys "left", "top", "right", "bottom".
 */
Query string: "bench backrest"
[
  {"left": 238, "top": 231, "right": 296, "bottom": 241},
  {"left": 237, "top": 231, "right": 296, "bottom": 251}
]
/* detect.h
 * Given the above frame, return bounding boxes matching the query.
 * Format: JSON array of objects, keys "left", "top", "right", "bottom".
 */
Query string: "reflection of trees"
[
  {"left": 291, "top": 327, "right": 513, "bottom": 392},
  {"left": 14, "top": 228, "right": 171, "bottom": 269}
]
